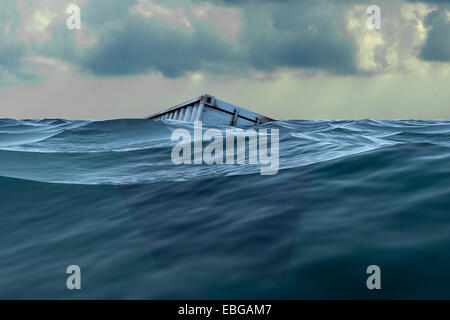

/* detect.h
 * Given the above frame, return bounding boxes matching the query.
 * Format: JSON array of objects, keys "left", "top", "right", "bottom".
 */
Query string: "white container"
[{"left": 147, "top": 94, "right": 274, "bottom": 126}]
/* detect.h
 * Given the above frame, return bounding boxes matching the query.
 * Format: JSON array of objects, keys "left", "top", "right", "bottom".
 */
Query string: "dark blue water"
[{"left": 1, "top": 118, "right": 450, "bottom": 299}]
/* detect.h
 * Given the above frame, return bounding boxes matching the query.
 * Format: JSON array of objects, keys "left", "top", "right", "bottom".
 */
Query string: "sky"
[{"left": 0, "top": 0, "right": 449, "bottom": 120}]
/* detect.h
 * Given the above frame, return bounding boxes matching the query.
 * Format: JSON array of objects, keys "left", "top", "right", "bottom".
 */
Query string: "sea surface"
[{"left": 0, "top": 118, "right": 449, "bottom": 299}]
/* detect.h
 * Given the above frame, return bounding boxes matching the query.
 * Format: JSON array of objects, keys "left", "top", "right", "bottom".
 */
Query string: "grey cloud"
[
  {"left": 420, "top": 9, "right": 450, "bottom": 61},
  {"left": 78, "top": 16, "right": 241, "bottom": 78},
  {"left": 3, "top": 0, "right": 448, "bottom": 83},
  {"left": 82, "top": 0, "right": 138, "bottom": 25},
  {"left": 239, "top": 1, "right": 358, "bottom": 75},
  {"left": 0, "top": 40, "right": 33, "bottom": 86},
  {"left": 72, "top": 0, "right": 358, "bottom": 77},
  {"left": 407, "top": 0, "right": 450, "bottom": 3},
  {"left": 0, "top": 2, "right": 37, "bottom": 85},
  {"left": 0, "top": 0, "right": 360, "bottom": 81}
]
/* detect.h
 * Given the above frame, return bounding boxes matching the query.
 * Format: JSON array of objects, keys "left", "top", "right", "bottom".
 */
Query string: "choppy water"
[{"left": 0, "top": 118, "right": 450, "bottom": 299}]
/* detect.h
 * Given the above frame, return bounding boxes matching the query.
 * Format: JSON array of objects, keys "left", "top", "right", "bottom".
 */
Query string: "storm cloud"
[
  {"left": 1, "top": 0, "right": 449, "bottom": 82},
  {"left": 0, "top": 2, "right": 35, "bottom": 84},
  {"left": 0, "top": 0, "right": 363, "bottom": 81},
  {"left": 420, "top": 9, "right": 450, "bottom": 61},
  {"left": 68, "top": 0, "right": 359, "bottom": 77}
]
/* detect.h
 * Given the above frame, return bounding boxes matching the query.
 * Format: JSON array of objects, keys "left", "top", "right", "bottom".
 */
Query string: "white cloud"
[
  {"left": 190, "top": 3, "right": 241, "bottom": 40},
  {"left": 16, "top": 0, "right": 86, "bottom": 43},
  {"left": 130, "top": 0, "right": 241, "bottom": 39},
  {"left": 130, "top": 0, "right": 193, "bottom": 31},
  {"left": 345, "top": 2, "right": 436, "bottom": 74},
  {"left": 18, "top": 2, "right": 57, "bottom": 43},
  {"left": 346, "top": 5, "right": 386, "bottom": 72}
]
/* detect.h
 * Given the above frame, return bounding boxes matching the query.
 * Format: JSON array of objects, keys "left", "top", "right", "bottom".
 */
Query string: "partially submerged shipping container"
[{"left": 146, "top": 94, "right": 274, "bottom": 126}]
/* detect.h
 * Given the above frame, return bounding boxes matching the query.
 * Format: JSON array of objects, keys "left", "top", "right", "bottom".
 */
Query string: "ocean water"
[{"left": 0, "top": 118, "right": 450, "bottom": 299}]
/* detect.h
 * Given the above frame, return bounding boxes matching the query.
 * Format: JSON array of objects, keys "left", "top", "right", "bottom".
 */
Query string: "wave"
[
  {"left": 1, "top": 118, "right": 450, "bottom": 299},
  {"left": 0, "top": 119, "right": 449, "bottom": 185}
]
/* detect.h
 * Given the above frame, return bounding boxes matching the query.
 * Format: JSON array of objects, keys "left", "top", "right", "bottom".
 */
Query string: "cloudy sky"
[{"left": 0, "top": 0, "right": 448, "bottom": 120}]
